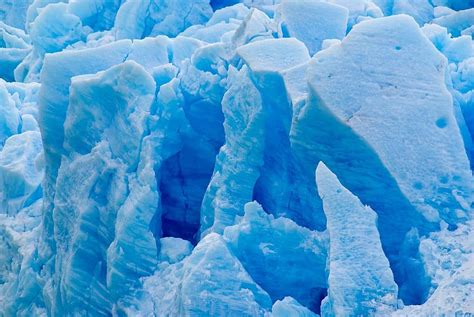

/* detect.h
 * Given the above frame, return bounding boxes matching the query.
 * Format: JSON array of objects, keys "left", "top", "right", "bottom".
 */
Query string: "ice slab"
[{"left": 276, "top": 1, "right": 348, "bottom": 55}]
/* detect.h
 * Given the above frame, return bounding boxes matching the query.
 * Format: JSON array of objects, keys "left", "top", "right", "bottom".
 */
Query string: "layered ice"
[
  {"left": 51, "top": 61, "right": 159, "bottom": 315},
  {"left": 135, "top": 233, "right": 272, "bottom": 317},
  {"left": 0, "top": 0, "right": 473, "bottom": 316}
]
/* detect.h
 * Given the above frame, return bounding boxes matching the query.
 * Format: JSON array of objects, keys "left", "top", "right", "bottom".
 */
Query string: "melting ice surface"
[{"left": 0, "top": 0, "right": 473, "bottom": 316}]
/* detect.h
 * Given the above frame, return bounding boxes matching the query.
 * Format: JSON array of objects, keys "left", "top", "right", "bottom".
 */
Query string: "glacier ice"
[
  {"left": 316, "top": 162, "right": 398, "bottom": 316},
  {"left": 394, "top": 220, "right": 474, "bottom": 315},
  {"left": 0, "top": 0, "right": 32, "bottom": 30},
  {"left": 291, "top": 13, "right": 473, "bottom": 304},
  {"left": 433, "top": 8, "right": 474, "bottom": 37},
  {"left": 0, "top": 0, "right": 474, "bottom": 316},
  {"left": 0, "top": 130, "right": 43, "bottom": 215},
  {"left": 0, "top": 22, "right": 30, "bottom": 82},
  {"left": 275, "top": 1, "right": 348, "bottom": 55},
  {"left": 113, "top": 0, "right": 213, "bottom": 40},
  {"left": 135, "top": 233, "right": 272, "bottom": 317},
  {"left": 0, "top": 81, "right": 19, "bottom": 145},
  {"left": 394, "top": 255, "right": 474, "bottom": 316},
  {"left": 200, "top": 65, "right": 265, "bottom": 236},
  {"left": 392, "top": 0, "right": 434, "bottom": 25},
  {"left": 51, "top": 60, "right": 159, "bottom": 315},
  {"left": 327, "top": 0, "right": 382, "bottom": 31},
  {"left": 272, "top": 297, "right": 318, "bottom": 317},
  {"left": 224, "top": 201, "right": 328, "bottom": 312}
]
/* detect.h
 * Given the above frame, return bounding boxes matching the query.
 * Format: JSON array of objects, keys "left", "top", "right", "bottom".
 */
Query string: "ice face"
[
  {"left": 0, "top": 131, "right": 43, "bottom": 215},
  {"left": 114, "top": 0, "right": 213, "bottom": 40},
  {"left": 134, "top": 233, "right": 272, "bottom": 317},
  {"left": 301, "top": 14, "right": 472, "bottom": 229},
  {"left": 0, "top": 81, "right": 19, "bottom": 145},
  {"left": 291, "top": 13, "right": 473, "bottom": 304},
  {"left": 1, "top": 1, "right": 473, "bottom": 316},
  {"left": 0, "top": 22, "right": 30, "bottom": 81},
  {"left": 224, "top": 201, "right": 328, "bottom": 312},
  {"left": 0, "top": 0, "right": 32, "bottom": 30},
  {"left": 50, "top": 61, "right": 157, "bottom": 315},
  {"left": 316, "top": 162, "right": 398, "bottom": 316}
]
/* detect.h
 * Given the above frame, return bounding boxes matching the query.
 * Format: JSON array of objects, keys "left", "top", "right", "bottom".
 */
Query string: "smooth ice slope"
[{"left": 236, "top": 37, "right": 310, "bottom": 73}]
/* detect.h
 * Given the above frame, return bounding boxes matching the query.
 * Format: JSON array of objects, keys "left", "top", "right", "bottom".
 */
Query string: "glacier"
[{"left": 0, "top": 0, "right": 473, "bottom": 316}]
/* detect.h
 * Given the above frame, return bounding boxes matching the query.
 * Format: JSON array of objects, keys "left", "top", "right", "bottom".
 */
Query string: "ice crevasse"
[{"left": 0, "top": 0, "right": 473, "bottom": 316}]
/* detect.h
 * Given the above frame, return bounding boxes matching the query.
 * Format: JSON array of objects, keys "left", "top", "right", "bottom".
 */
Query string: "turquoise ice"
[{"left": 0, "top": 1, "right": 473, "bottom": 316}]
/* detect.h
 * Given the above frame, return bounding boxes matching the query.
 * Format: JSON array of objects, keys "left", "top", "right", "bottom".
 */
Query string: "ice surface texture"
[{"left": 0, "top": 0, "right": 473, "bottom": 316}]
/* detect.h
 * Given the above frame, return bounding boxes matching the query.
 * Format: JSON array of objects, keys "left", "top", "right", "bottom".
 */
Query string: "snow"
[
  {"left": 158, "top": 237, "right": 193, "bottom": 263},
  {"left": 394, "top": 255, "right": 474, "bottom": 316}
]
